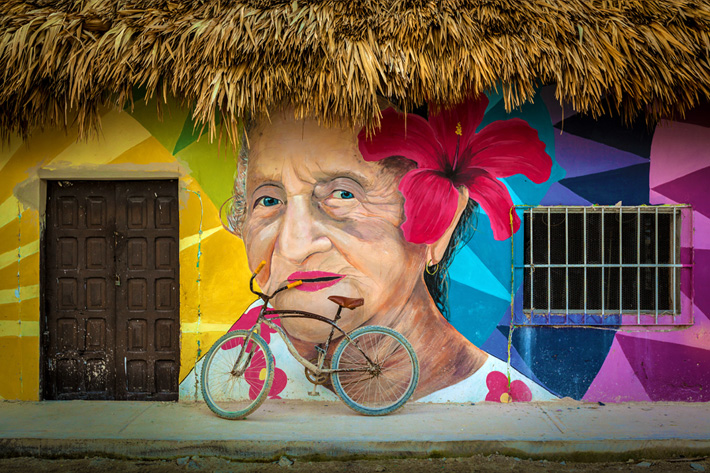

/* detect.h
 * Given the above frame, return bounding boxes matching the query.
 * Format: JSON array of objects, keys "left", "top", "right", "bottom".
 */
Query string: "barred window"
[{"left": 519, "top": 206, "right": 692, "bottom": 326}]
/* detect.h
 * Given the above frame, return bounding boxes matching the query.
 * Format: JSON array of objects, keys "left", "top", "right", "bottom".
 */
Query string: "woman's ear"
[{"left": 426, "top": 186, "right": 469, "bottom": 264}]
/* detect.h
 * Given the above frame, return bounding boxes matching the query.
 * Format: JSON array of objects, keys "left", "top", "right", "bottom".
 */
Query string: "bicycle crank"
[{"left": 305, "top": 358, "right": 330, "bottom": 385}]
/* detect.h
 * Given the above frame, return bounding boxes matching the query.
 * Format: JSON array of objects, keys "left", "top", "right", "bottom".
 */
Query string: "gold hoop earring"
[{"left": 426, "top": 260, "right": 439, "bottom": 275}]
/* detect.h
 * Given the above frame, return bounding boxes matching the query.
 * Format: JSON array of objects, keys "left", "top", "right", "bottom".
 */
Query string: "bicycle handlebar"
[
  {"left": 254, "top": 260, "right": 266, "bottom": 275},
  {"left": 249, "top": 261, "right": 302, "bottom": 300}
]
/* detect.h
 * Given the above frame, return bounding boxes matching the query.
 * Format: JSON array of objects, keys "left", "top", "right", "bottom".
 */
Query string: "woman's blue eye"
[
  {"left": 259, "top": 197, "right": 281, "bottom": 207},
  {"left": 334, "top": 190, "right": 354, "bottom": 199}
]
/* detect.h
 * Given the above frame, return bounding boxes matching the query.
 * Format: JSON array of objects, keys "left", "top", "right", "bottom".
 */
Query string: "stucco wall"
[{"left": 0, "top": 89, "right": 707, "bottom": 403}]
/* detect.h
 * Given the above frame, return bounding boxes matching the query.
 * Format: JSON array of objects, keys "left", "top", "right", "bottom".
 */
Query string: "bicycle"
[{"left": 200, "top": 261, "right": 419, "bottom": 419}]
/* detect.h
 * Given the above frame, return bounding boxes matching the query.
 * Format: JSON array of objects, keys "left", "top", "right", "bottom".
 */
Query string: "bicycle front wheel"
[
  {"left": 331, "top": 325, "right": 419, "bottom": 416},
  {"left": 201, "top": 330, "right": 274, "bottom": 419}
]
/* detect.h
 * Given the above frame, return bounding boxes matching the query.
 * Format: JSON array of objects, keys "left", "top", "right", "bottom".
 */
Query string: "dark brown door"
[{"left": 44, "top": 180, "right": 179, "bottom": 400}]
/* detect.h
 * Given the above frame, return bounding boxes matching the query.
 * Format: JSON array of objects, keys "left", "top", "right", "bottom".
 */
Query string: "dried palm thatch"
[{"left": 1, "top": 0, "right": 709, "bottom": 145}]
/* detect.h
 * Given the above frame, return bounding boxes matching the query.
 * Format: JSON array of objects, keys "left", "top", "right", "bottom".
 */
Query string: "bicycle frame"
[{"left": 233, "top": 269, "right": 377, "bottom": 377}]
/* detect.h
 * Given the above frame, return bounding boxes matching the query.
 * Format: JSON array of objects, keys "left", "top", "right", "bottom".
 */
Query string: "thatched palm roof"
[{"left": 1, "top": 0, "right": 709, "bottom": 144}]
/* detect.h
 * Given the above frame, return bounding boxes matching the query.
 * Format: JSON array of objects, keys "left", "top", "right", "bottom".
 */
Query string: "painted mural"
[{"left": 0, "top": 87, "right": 708, "bottom": 404}]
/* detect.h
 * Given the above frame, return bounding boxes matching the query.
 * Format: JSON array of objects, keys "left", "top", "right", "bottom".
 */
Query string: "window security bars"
[{"left": 520, "top": 206, "right": 692, "bottom": 326}]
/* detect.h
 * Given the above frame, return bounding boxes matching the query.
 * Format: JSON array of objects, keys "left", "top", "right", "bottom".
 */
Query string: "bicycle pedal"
[{"left": 308, "top": 388, "right": 320, "bottom": 397}]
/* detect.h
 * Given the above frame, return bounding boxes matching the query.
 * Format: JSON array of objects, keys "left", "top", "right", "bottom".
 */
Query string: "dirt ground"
[{"left": 0, "top": 454, "right": 707, "bottom": 473}]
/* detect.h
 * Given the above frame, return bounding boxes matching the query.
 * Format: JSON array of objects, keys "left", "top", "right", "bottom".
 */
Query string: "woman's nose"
[{"left": 276, "top": 195, "right": 332, "bottom": 264}]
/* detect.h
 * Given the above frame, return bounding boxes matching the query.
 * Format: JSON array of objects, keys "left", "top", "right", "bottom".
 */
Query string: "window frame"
[{"left": 511, "top": 205, "right": 694, "bottom": 327}]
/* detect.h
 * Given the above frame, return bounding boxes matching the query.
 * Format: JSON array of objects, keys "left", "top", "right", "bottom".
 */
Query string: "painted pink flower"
[
  {"left": 222, "top": 305, "right": 287, "bottom": 399},
  {"left": 485, "top": 370, "right": 532, "bottom": 403},
  {"left": 240, "top": 347, "right": 288, "bottom": 400},
  {"left": 358, "top": 95, "right": 552, "bottom": 243}
]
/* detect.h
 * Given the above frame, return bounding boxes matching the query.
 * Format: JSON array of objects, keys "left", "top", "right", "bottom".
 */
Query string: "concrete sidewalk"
[{"left": 1, "top": 399, "right": 710, "bottom": 462}]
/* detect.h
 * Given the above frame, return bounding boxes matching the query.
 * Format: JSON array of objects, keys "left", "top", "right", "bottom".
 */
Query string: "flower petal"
[
  {"left": 463, "top": 172, "right": 521, "bottom": 241},
  {"left": 358, "top": 108, "right": 444, "bottom": 169},
  {"left": 225, "top": 304, "right": 277, "bottom": 344},
  {"left": 268, "top": 367, "right": 288, "bottom": 398},
  {"left": 485, "top": 371, "right": 509, "bottom": 402},
  {"left": 462, "top": 118, "right": 551, "bottom": 183},
  {"left": 248, "top": 381, "right": 265, "bottom": 400},
  {"left": 399, "top": 169, "right": 460, "bottom": 244},
  {"left": 429, "top": 95, "right": 488, "bottom": 163},
  {"left": 509, "top": 379, "right": 533, "bottom": 402}
]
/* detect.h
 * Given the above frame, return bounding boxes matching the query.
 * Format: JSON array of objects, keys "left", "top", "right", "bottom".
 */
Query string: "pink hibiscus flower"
[
  {"left": 358, "top": 94, "right": 552, "bottom": 243},
  {"left": 485, "top": 370, "right": 532, "bottom": 403},
  {"left": 222, "top": 305, "right": 287, "bottom": 399}
]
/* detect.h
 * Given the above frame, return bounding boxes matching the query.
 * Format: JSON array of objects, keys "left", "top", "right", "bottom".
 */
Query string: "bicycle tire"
[
  {"left": 201, "top": 330, "right": 274, "bottom": 419},
  {"left": 331, "top": 325, "right": 419, "bottom": 416}
]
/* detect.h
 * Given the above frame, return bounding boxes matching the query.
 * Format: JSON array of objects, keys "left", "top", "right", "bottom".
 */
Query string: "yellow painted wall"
[{"left": 0, "top": 102, "right": 252, "bottom": 400}]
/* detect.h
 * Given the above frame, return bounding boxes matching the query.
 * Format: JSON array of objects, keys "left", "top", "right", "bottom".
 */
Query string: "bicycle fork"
[
  {"left": 308, "top": 306, "right": 343, "bottom": 396},
  {"left": 231, "top": 329, "right": 259, "bottom": 377}
]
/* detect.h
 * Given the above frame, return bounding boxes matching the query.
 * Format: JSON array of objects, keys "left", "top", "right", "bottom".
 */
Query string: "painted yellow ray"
[
  {"left": 108, "top": 136, "right": 178, "bottom": 166},
  {"left": 0, "top": 196, "right": 21, "bottom": 230},
  {"left": 0, "top": 240, "right": 38, "bottom": 272},
  {"left": 47, "top": 110, "right": 151, "bottom": 168},
  {"left": 0, "top": 321, "right": 39, "bottom": 337},
  {"left": 0, "top": 127, "right": 81, "bottom": 203},
  {"left": 180, "top": 322, "right": 234, "bottom": 334},
  {"left": 0, "top": 134, "right": 24, "bottom": 172},
  {"left": 0, "top": 285, "right": 39, "bottom": 305},
  {"left": 179, "top": 226, "right": 222, "bottom": 252}
]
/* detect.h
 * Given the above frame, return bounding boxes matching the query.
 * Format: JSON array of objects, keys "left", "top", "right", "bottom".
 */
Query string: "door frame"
[{"left": 39, "top": 173, "right": 181, "bottom": 400}]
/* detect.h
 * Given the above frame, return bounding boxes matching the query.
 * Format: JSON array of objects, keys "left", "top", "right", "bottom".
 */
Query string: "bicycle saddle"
[{"left": 328, "top": 295, "right": 364, "bottom": 310}]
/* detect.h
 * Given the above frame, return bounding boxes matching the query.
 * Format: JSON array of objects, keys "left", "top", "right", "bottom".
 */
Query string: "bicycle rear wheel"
[
  {"left": 331, "top": 325, "right": 419, "bottom": 416},
  {"left": 201, "top": 330, "right": 274, "bottom": 419}
]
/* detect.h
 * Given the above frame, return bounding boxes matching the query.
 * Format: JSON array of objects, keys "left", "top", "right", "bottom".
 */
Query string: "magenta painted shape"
[
  {"left": 653, "top": 167, "right": 710, "bottom": 218},
  {"left": 582, "top": 337, "right": 652, "bottom": 403},
  {"left": 649, "top": 121, "right": 710, "bottom": 188},
  {"left": 616, "top": 334, "right": 710, "bottom": 401}
]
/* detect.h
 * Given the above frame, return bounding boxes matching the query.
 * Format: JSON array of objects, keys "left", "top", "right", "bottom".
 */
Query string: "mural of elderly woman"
[{"left": 182, "top": 94, "right": 556, "bottom": 403}]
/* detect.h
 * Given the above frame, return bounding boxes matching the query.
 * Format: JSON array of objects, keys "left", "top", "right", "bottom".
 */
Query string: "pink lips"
[{"left": 287, "top": 271, "right": 345, "bottom": 292}]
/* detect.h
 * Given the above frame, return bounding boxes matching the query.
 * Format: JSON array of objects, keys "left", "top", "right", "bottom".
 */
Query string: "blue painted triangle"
[
  {"left": 541, "top": 182, "right": 592, "bottom": 206},
  {"left": 482, "top": 328, "right": 553, "bottom": 393},
  {"left": 553, "top": 113, "right": 653, "bottom": 158},
  {"left": 555, "top": 132, "right": 650, "bottom": 178},
  {"left": 499, "top": 325, "right": 616, "bottom": 400},
  {"left": 560, "top": 163, "right": 650, "bottom": 205}
]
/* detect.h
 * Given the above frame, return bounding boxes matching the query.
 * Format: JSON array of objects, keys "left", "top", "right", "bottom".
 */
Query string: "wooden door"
[
  {"left": 114, "top": 181, "right": 180, "bottom": 400},
  {"left": 44, "top": 180, "right": 179, "bottom": 400}
]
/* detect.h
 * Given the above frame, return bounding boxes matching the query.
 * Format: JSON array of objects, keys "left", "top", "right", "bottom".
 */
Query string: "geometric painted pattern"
[{"left": 582, "top": 105, "right": 710, "bottom": 402}]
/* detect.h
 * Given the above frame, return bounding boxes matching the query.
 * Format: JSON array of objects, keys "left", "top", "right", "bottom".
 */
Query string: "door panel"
[
  {"left": 115, "top": 181, "right": 180, "bottom": 401},
  {"left": 45, "top": 181, "right": 117, "bottom": 400},
  {"left": 44, "top": 180, "right": 179, "bottom": 401}
]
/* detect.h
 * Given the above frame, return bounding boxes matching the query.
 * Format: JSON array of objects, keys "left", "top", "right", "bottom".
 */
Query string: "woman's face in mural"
[{"left": 242, "top": 113, "right": 426, "bottom": 342}]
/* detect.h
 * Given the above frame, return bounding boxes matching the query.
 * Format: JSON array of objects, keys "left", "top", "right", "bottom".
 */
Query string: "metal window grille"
[{"left": 522, "top": 206, "right": 690, "bottom": 325}]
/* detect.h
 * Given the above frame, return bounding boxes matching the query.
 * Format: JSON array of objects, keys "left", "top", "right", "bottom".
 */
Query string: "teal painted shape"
[
  {"left": 447, "top": 87, "right": 561, "bottom": 347},
  {"left": 449, "top": 281, "right": 511, "bottom": 347},
  {"left": 484, "top": 89, "right": 504, "bottom": 115},
  {"left": 465, "top": 212, "right": 516, "bottom": 293},
  {"left": 449, "top": 244, "right": 511, "bottom": 300}
]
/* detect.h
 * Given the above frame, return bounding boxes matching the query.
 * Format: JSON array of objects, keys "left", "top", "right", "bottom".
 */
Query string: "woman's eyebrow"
[
  {"left": 251, "top": 182, "right": 283, "bottom": 195},
  {"left": 316, "top": 171, "right": 371, "bottom": 189}
]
